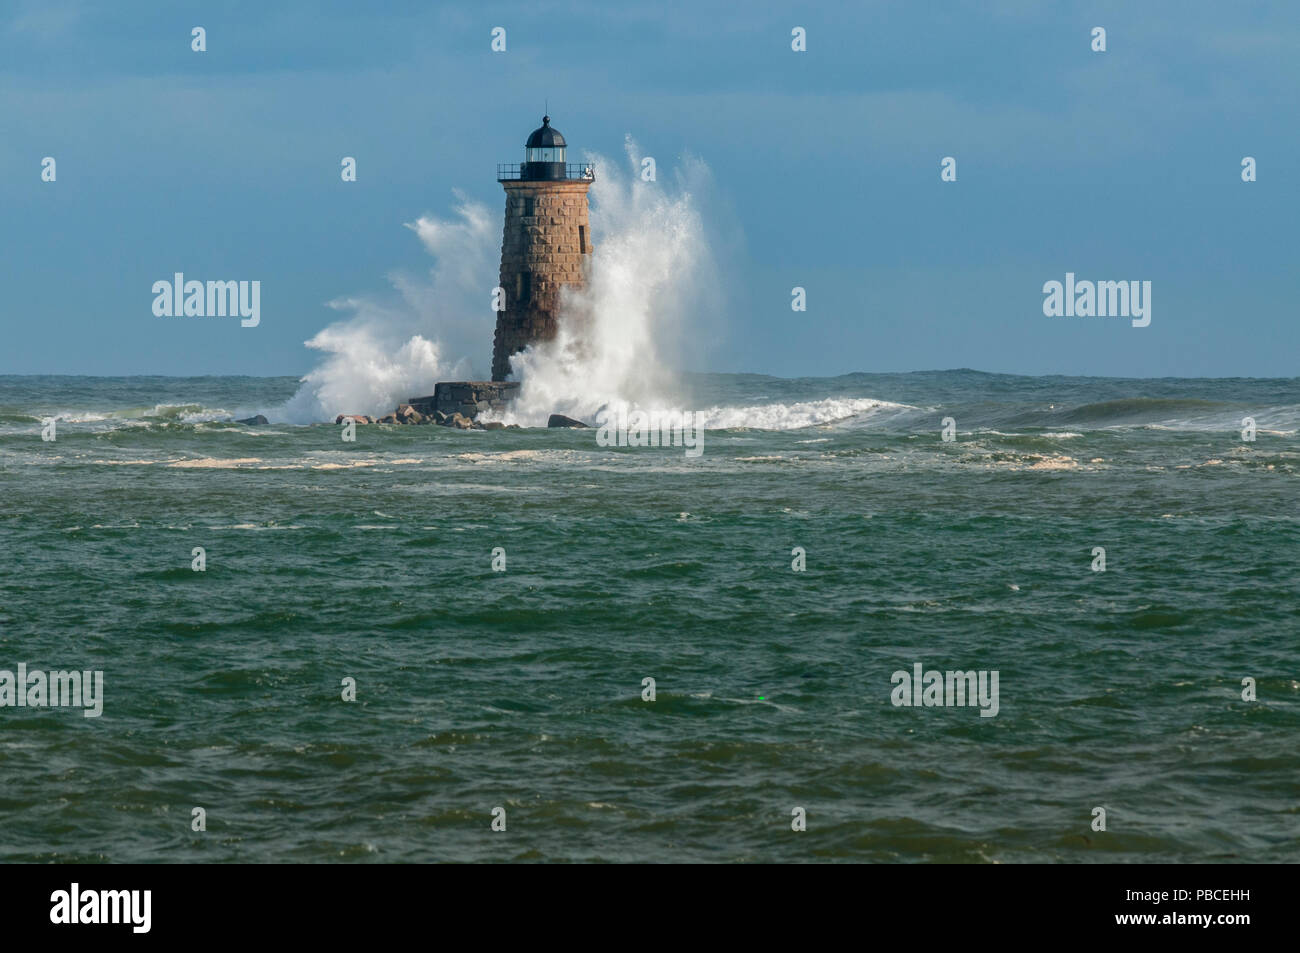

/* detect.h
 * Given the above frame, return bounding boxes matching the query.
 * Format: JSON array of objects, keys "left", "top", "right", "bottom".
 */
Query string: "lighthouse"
[
  {"left": 396, "top": 115, "right": 596, "bottom": 425},
  {"left": 492, "top": 116, "right": 595, "bottom": 381}
]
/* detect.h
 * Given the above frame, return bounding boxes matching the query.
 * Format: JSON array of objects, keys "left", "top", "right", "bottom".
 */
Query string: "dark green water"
[{"left": 1, "top": 371, "right": 1297, "bottom": 862}]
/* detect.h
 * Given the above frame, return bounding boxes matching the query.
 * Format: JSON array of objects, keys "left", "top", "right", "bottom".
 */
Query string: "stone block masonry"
[
  {"left": 408, "top": 381, "right": 521, "bottom": 420},
  {"left": 492, "top": 180, "right": 593, "bottom": 380}
]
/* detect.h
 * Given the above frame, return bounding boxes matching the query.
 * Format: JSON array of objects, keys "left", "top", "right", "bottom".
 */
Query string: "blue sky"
[{"left": 3, "top": 0, "right": 1297, "bottom": 378}]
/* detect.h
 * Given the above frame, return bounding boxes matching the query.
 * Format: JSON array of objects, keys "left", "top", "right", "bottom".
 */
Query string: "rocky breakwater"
[
  {"left": 341, "top": 381, "right": 524, "bottom": 431},
  {"left": 337, "top": 381, "right": 595, "bottom": 431}
]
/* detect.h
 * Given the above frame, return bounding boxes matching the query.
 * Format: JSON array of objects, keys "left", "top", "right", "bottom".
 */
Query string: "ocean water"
[{"left": 1, "top": 370, "right": 1297, "bottom": 863}]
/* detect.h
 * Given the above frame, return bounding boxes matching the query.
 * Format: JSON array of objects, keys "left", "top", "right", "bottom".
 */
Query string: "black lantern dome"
[
  {"left": 523, "top": 116, "right": 567, "bottom": 178},
  {"left": 525, "top": 116, "right": 566, "bottom": 151}
]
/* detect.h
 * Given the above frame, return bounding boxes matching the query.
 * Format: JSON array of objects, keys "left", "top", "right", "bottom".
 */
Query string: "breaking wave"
[
  {"left": 275, "top": 139, "right": 732, "bottom": 426},
  {"left": 276, "top": 191, "right": 496, "bottom": 423},
  {"left": 501, "top": 138, "right": 724, "bottom": 425}
]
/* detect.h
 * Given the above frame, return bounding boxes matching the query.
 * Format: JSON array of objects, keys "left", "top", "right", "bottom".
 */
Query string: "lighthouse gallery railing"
[{"left": 496, "top": 163, "right": 596, "bottom": 181}]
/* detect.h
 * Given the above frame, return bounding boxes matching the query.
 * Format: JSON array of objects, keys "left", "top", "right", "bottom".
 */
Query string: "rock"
[
  {"left": 505, "top": 424, "right": 521, "bottom": 429},
  {"left": 236, "top": 414, "right": 269, "bottom": 426},
  {"left": 482, "top": 421, "right": 506, "bottom": 430},
  {"left": 432, "top": 411, "right": 448, "bottom": 425},
  {"left": 406, "top": 395, "right": 439, "bottom": 416},
  {"left": 395, "top": 404, "right": 424, "bottom": 425},
  {"left": 335, "top": 414, "right": 372, "bottom": 425},
  {"left": 548, "top": 414, "right": 588, "bottom": 428},
  {"left": 441, "top": 412, "right": 473, "bottom": 429},
  {"left": 378, "top": 413, "right": 398, "bottom": 425}
]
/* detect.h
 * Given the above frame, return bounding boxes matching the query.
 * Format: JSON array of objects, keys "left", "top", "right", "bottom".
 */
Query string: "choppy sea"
[{"left": 1, "top": 370, "right": 1296, "bottom": 862}]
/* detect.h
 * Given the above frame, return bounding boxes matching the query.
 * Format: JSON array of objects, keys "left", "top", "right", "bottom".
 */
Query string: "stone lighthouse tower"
[{"left": 492, "top": 116, "right": 594, "bottom": 381}]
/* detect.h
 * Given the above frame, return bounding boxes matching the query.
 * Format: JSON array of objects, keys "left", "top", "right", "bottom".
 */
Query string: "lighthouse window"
[
  {"left": 521, "top": 197, "right": 535, "bottom": 217},
  {"left": 526, "top": 147, "right": 566, "bottom": 163},
  {"left": 579, "top": 226, "right": 587, "bottom": 254},
  {"left": 517, "top": 272, "right": 531, "bottom": 306}
]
